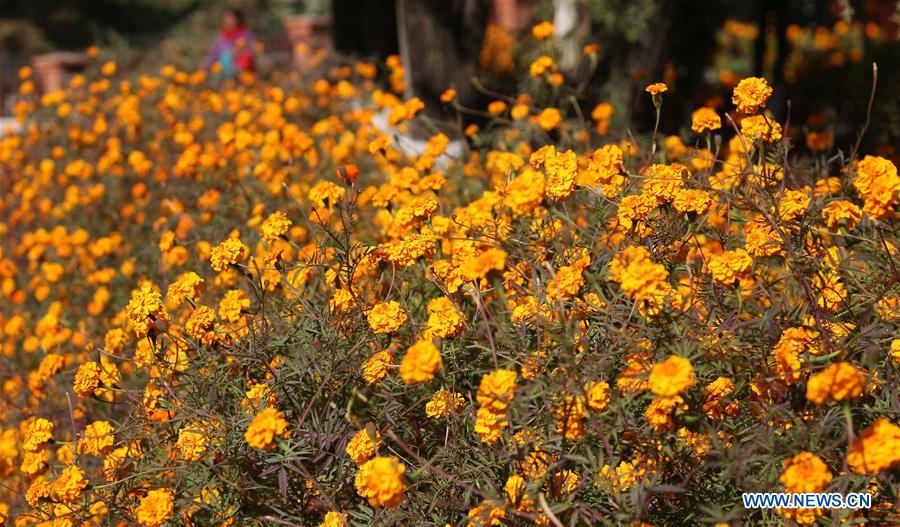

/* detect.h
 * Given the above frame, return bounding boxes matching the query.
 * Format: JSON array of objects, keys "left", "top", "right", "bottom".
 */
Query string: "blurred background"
[{"left": 1, "top": 0, "right": 898, "bottom": 152}]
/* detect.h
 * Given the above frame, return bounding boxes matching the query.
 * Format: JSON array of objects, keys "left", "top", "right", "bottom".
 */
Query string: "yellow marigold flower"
[
  {"left": 535, "top": 107, "right": 562, "bottom": 131},
  {"left": 608, "top": 246, "right": 669, "bottom": 315},
  {"left": 425, "top": 389, "right": 465, "bottom": 419},
  {"left": 691, "top": 107, "right": 721, "bottom": 133},
  {"left": 400, "top": 339, "right": 442, "bottom": 384},
  {"left": 805, "top": 362, "right": 866, "bottom": 404},
  {"left": 78, "top": 420, "right": 114, "bottom": 456},
  {"left": 346, "top": 428, "right": 381, "bottom": 466},
  {"left": 477, "top": 369, "right": 517, "bottom": 412},
  {"left": 319, "top": 511, "right": 349, "bottom": 527},
  {"left": 645, "top": 394, "right": 685, "bottom": 432},
  {"left": 460, "top": 247, "right": 507, "bottom": 281},
  {"left": 74, "top": 361, "right": 102, "bottom": 397},
  {"left": 732, "top": 77, "right": 773, "bottom": 113},
  {"left": 585, "top": 381, "right": 611, "bottom": 412},
  {"left": 126, "top": 282, "right": 167, "bottom": 337},
  {"left": 218, "top": 289, "right": 250, "bottom": 323},
  {"left": 362, "top": 349, "right": 393, "bottom": 384},
  {"left": 330, "top": 288, "right": 355, "bottom": 314},
  {"left": 504, "top": 474, "right": 533, "bottom": 509},
  {"left": 853, "top": 155, "right": 898, "bottom": 220},
  {"left": 425, "top": 296, "right": 464, "bottom": 338},
  {"left": 740, "top": 114, "right": 782, "bottom": 142},
  {"left": 366, "top": 301, "right": 407, "bottom": 334},
  {"left": 50, "top": 465, "right": 88, "bottom": 504},
  {"left": 649, "top": 355, "right": 696, "bottom": 397},
  {"left": 439, "top": 88, "right": 456, "bottom": 103},
  {"left": 23, "top": 418, "right": 54, "bottom": 452},
  {"left": 135, "top": 488, "right": 174, "bottom": 527},
  {"left": 846, "top": 418, "right": 900, "bottom": 474},
  {"left": 474, "top": 406, "right": 507, "bottom": 444},
  {"left": 645, "top": 82, "right": 668, "bottom": 96},
  {"left": 707, "top": 248, "right": 752, "bottom": 285},
  {"left": 555, "top": 395, "right": 586, "bottom": 440},
  {"left": 210, "top": 238, "right": 248, "bottom": 271},
  {"left": 777, "top": 189, "right": 810, "bottom": 220},
  {"left": 185, "top": 305, "right": 218, "bottom": 345},
  {"left": 467, "top": 499, "right": 506, "bottom": 526},
  {"left": 673, "top": 188, "right": 713, "bottom": 215},
  {"left": 531, "top": 21, "right": 554, "bottom": 40},
  {"left": 891, "top": 339, "right": 900, "bottom": 364},
  {"left": 531, "top": 145, "right": 578, "bottom": 200},
  {"left": 529, "top": 55, "right": 556, "bottom": 77},
  {"left": 244, "top": 407, "right": 289, "bottom": 449},
  {"left": 354, "top": 456, "right": 406, "bottom": 509},
  {"left": 167, "top": 271, "right": 204, "bottom": 306},
  {"left": 177, "top": 420, "right": 215, "bottom": 461},
  {"left": 487, "top": 100, "right": 507, "bottom": 116},
  {"left": 821, "top": 200, "right": 862, "bottom": 230},
  {"left": 780, "top": 452, "right": 832, "bottom": 493},
  {"left": 260, "top": 210, "right": 292, "bottom": 242}
]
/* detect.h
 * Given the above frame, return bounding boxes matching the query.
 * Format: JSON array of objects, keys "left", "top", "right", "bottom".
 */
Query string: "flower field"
[{"left": 0, "top": 30, "right": 898, "bottom": 527}]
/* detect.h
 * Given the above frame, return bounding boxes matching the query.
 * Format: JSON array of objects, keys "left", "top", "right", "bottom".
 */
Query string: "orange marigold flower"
[
  {"left": 645, "top": 82, "right": 668, "bottom": 96},
  {"left": 780, "top": 452, "right": 832, "bottom": 493},
  {"left": 244, "top": 407, "right": 289, "bottom": 449},
  {"left": 846, "top": 419, "right": 900, "bottom": 474},
  {"left": 50, "top": 465, "right": 88, "bottom": 504},
  {"left": 531, "top": 21, "right": 555, "bottom": 40},
  {"left": 135, "top": 488, "right": 174, "bottom": 527},
  {"left": 691, "top": 107, "right": 721, "bottom": 133},
  {"left": 648, "top": 355, "right": 696, "bottom": 397},
  {"left": 210, "top": 238, "right": 248, "bottom": 272},
  {"left": 366, "top": 301, "right": 407, "bottom": 334},
  {"left": 425, "top": 389, "right": 465, "bottom": 419},
  {"left": 805, "top": 362, "right": 867, "bottom": 404},
  {"left": 399, "top": 339, "right": 442, "bottom": 384},
  {"left": 732, "top": 77, "right": 773, "bottom": 113},
  {"left": 354, "top": 456, "right": 406, "bottom": 509},
  {"left": 362, "top": 349, "right": 393, "bottom": 384},
  {"left": 346, "top": 428, "right": 381, "bottom": 466},
  {"left": 707, "top": 248, "right": 752, "bottom": 285}
]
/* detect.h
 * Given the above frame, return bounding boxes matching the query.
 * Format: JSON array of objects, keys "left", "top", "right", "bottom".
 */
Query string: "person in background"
[{"left": 202, "top": 8, "right": 255, "bottom": 76}]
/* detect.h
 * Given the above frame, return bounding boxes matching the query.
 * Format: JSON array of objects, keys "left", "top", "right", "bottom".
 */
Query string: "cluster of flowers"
[{"left": 0, "top": 21, "right": 897, "bottom": 527}]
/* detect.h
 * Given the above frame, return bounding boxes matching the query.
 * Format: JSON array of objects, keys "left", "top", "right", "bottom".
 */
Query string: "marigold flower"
[
  {"left": 244, "top": 407, "right": 289, "bottom": 449},
  {"left": 135, "top": 488, "right": 174, "bottom": 527},
  {"left": 425, "top": 389, "right": 465, "bottom": 419},
  {"left": 346, "top": 428, "right": 381, "bottom": 466},
  {"left": 531, "top": 21, "right": 554, "bottom": 40},
  {"left": 707, "top": 248, "right": 752, "bottom": 285},
  {"left": 319, "top": 511, "right": 349, "bottom": 527},
  {"left": 74, "top": 361, "right": 102, "bottom": 397},
  {"left": 50, "top": 465, "right": 88, "bottom": 504},
  {"left": 585, "top": 381, "right": 611, "bottom": 412},
  {"left": 780, "top": 452, "right": 832, "bottom": 493},
  {"left": 354, "top": 456, "right": 406, "bottom": 509},
  {"left": 78, "top": 420, "right": 115, "bottom": 456},
  {"left": 649, "top": 355, "right": 696, "bottom": 397},
  {"left": 399, "top": 339, "right": 442, "bottom": 384},
  {"left": 477, "top": 369, "right": 517, "bottom": 412},
  {"left": 805, "top": 362, "right": 867, "bottom": 404},
  {"left": 821, "top": 200, "right": 862, "bottom": 230},
  {"left": 362, "top": 350, "right": 393, "bottom": 384},
  {"left": 691, "top": 107, "right": 721, "bottom": 133},
  {"left": 535, "top": 107, "right": 562, "bottom": 131},
  {"left": 425, "top": 296, "right": 464, "bottom": 338},
  {"left": 210, "top": 238, "right": 248, "bottom": 271},
  {"left": 366, "top": 301, "right": 407, "bottom": 334},
  {"left": 645, "top": 82, "right": 668, "bottom": 96},
  {"left": 846, "top": 419, "right": 900, "bottom": 474},
  {"left": 732, "top": 77, "right": 773, "bottom": 113},
  {"left": 260, "top": 210, "right": 292, "bottom": 242},
  {"left": 126, "top": 282, "right": 168, "bottom": 336}
]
